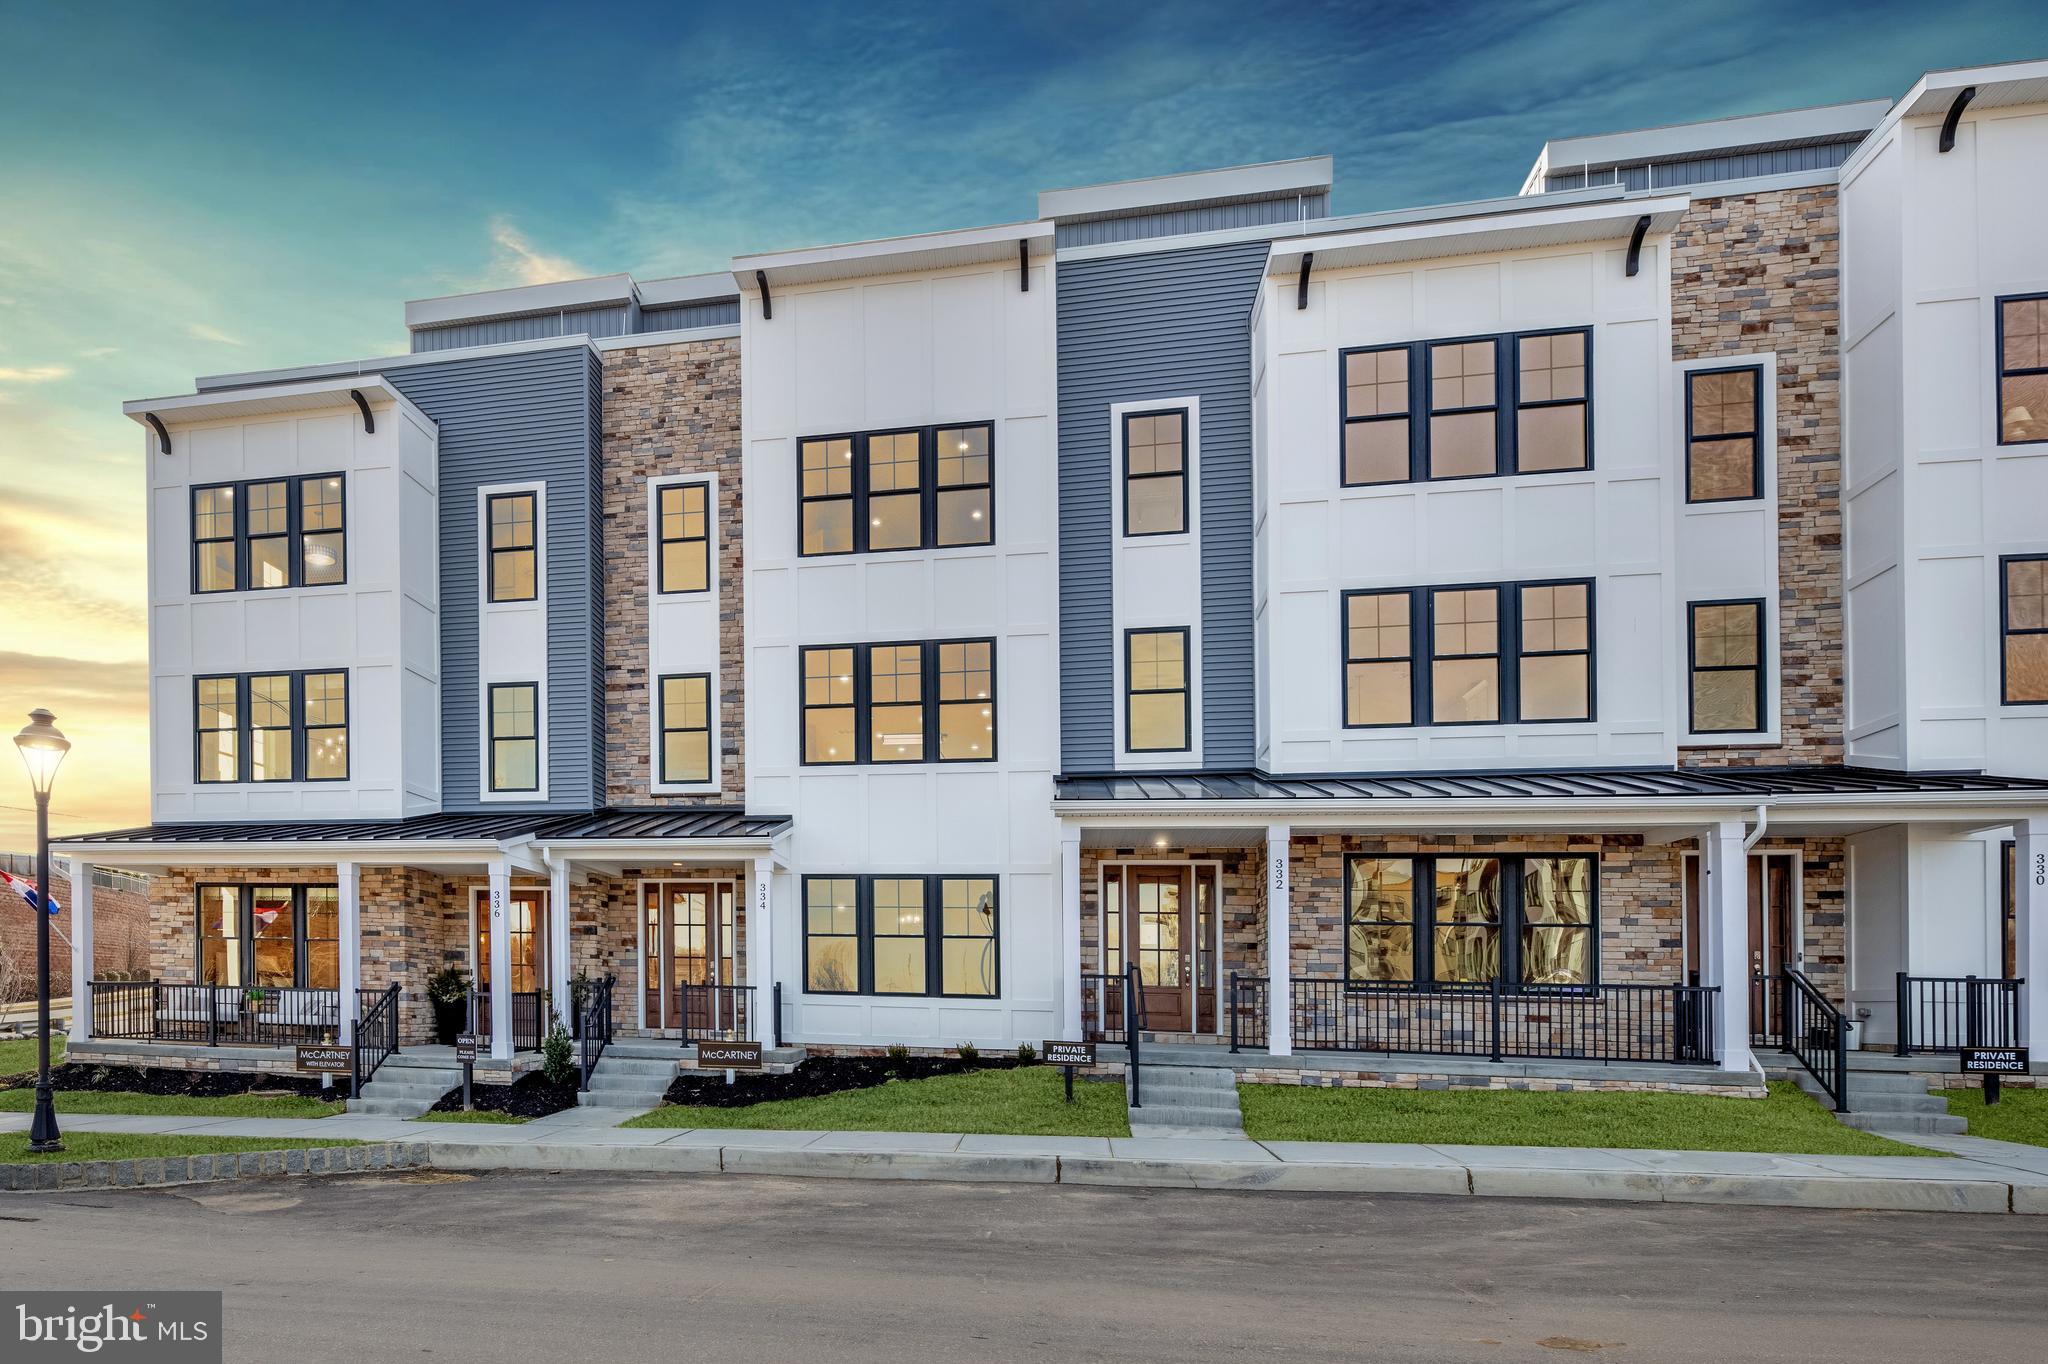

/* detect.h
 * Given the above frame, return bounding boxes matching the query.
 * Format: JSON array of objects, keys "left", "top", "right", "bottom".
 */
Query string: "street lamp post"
[{"left": 14, "top": 708, "right": 70, "bottom": 1153}]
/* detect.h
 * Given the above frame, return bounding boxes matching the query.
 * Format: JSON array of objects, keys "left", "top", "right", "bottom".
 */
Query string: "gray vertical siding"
[
  {"left": 1540, "top": 141, "right": 1858, "bottom": 193},
  {"left": 1053, "top": 193, "right": 1327, "bottom": 249},
  {"left": 385, "top": 346, "right": 603, "bottom": 811},
  {"left": 411, "top": 305, "right": 634, "bottom": 352},
  {"left": 639, "top": 300, "right": 742, "bottom": 331},
  {"left": 1055, "top": 238, "right": 1269, "bottom": 771}
]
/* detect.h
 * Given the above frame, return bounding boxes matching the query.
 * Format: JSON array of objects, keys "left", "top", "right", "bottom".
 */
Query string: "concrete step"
[
  {"left": 585, "top": 1072, "right": 675, "bottom": 1094},
  {"left": 1845, "top": 1071, "right": 1954, "bottom": 1094},
  {"left": 347, "top": 1098, "right": 432, "bottom": 1117},
  {"left": 1125, "top": 1104, "right": 1243, "bottom": 1128},
  {"left": 1838, "top": 1112, "right": 1969, "bottom": 1135},
  {"left": 574, "top": 1089, "right": 667, "bottom": 1110},
  {"left": 586, "top": 1059, "right": 678, "bottom": 1077},
  {"left": 1845, "top": 1093, "right": 1954, "bottom": 1115},
  {"left": 1136, "top": 1064, "right": 1237, "bottom": 1085}
]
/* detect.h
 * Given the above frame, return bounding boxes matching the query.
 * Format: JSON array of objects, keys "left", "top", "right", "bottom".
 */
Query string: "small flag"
[{"left": 0, "top": 870, "right": 61, "bottom": 917}]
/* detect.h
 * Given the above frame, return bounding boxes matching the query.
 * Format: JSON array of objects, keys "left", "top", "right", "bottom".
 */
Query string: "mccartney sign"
[{"left": 699, "top": 1041, "right": 762, "bottom": 1070}]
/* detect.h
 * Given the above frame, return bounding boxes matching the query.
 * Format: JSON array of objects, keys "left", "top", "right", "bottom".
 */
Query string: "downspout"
[{"left": 1743, "top": 802, "right": 1770, "bottom": 851}]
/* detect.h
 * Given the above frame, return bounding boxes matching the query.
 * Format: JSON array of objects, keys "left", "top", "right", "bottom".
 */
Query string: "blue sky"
[{"left": 0, "top": 0, "right": 2044, "bottom": 841}]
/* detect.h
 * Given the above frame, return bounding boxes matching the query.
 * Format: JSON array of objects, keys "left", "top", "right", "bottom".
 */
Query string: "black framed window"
[
  {"left": 1343, "top": 591, "right": 1413, "bottom": 727},
  {"left": 488, "top": 681, "right": 540, "bottom": 792},
  {"left": 867, "top": 645, "right": 925, "bottom": 763},
  {"left": 189, "top": 474, "right": 346, "bottom": 594},
  {"left": 658, "top": 673, "right": 712, "bottom": 783},
  {"left": 656, "top": 482, "right": 710, "bottom": 594},
  {"left": 196, "top": 884, "right": 340, "bottom": 989},
  {"left": 487, "top": 492, "right": 538, "bottom": 603},
  {"left": 1342, "top": 346, "right": 1413, "bottom": 486},
  {"left": 1429, "top": 586, "right": 1502, "bottom": 723},
  {"left": 936, "top": 640, "right": 996, "bottom": 761},
  {"left": 1122, "top": 409, "right": 1187, "bottom": 536},
  {"left": 192, "top": 671, "right": 349, "bottom": 784},
  {"left": 2003, "top": 556, "right": 2048, "bottom": 704},
  {"left": 1516, "top": 582, "right": 1591, "bottom": 722},
  {"left": 803, "top": 639, "right": 997, "bottom": 765},
  {"left": 1686, "top": 365, "right": 1763, "bottom": 502},
  {"left": 1426, "top": 339, "right": 1500, "bottom": 479},
  {"left": 1688, "top": 599, "right": 1766, "bottom": 733},
  {"left": 798, "top": 422, "right": 996, "bottom": 556},
  {"left": 800, "top": 646, "right": 857, "bottom": 765},
  {"left": 1125, "top": 627, "right": 1190, "bottom": 752},
  {"left": 1344, "top": 854, "right": 1596, "bottom": 988},
  {"left": 1999, "top": 294, "right": 2048, "bottom": 446},
  {"left": 1514, "top": 330, "right": 1590, "bottom": 472},
  {"left": 801, "top": 874, "right": 1000, "bottom": 998}
]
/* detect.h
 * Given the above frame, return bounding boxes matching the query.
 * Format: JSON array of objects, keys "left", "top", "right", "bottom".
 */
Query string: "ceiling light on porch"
[{"left": 1153, "top": 836, "right": 1169, "bottom": 849}]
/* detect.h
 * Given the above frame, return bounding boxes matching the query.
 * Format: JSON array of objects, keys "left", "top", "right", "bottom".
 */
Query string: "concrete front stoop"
[
  {"left": 349, "top": 1053, "right": 466, "bottom": 1118},
  {"left": 1774, "top": 1064, "right": 1968, "bottom": 1137},
  {"left": 1128, "top": 1064, "right": 1248, "bottom": 1138},
  {"left": 576, "top": 1049, "right": 680, "bottom": 1112}
]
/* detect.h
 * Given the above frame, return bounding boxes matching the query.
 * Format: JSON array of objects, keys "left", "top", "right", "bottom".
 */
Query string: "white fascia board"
[
  {"left": 123, "top": 373, "right": 431, "bottom": 432},
  {"left": 1036, "top": 156, "right": 1334, "bottom": 223},
  {"left": 1268, "top": 194, "right": 1691, "bottom": 277},
  {"left": 530, "top": 838, "right": 779, "bottom": 861},
  {"left": 1051, "top": 791, "right": 2048, "bottom": 826},
  {"left": 735, "top": 219, "right": 1053, "bottom": 290},
  {"left": 193, "top": 334, "right": 596, "bottom": 394},
  {"left": 46, "top": 839, "right": 524, "bottom": 866},
  {"left": 1533, "top": 100, "right": 1891, "bottom": 176},
  {"left": 1842, "top": 60, "right": 2048, "bottom": 180},
  {"left": 404, "top": 274, "right": 637, "bottom": 331},
  {"left": 637, "top": 271, "right": 741, "bottom": 307}
]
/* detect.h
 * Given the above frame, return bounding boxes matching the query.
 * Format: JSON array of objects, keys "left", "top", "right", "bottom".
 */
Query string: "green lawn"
[
  {"left": 0, "top": 1132, "right": 357, "bottom": 1165},
  {"left": 1940, "top": 1086, "right": 2048, "bottom": 1147},
  {"left": 0, "top": 1034, "right": 64, "bottom": 1075},
  {"left": 0, "top": 1088, "right": 344, "bottom": 1118},
  {"left": 1238, "top": 1080, "right": 1933, "bottom": 1156},
  {"left": 415, "top": 1109, "right": 530, "bottom": 1125},
  {"left": 623, "top": 1065, "right": 1131, "bottom": 1137}
]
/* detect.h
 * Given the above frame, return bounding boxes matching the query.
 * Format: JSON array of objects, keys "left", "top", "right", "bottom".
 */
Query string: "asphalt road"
[{"left": 4, "top": 1172, "right": 2045, "bottom": 1363}]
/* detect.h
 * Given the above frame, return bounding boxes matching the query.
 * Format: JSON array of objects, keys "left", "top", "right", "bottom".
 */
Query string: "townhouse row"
[{"left": 52, "top": 59, "right": 2048, "bottom": 1094}]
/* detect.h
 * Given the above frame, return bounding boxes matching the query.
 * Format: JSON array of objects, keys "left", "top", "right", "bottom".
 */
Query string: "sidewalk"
[{"left": 5, "top": 1107, "right": 2046, "bottom": 1213}]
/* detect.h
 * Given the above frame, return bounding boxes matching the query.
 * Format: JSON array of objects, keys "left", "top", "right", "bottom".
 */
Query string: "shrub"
[
  {"left": 540, "top": 1022, "right": 577, "bottom": 1088},
  {"left": 955, "top": 1042, "right": 979, "bottom": 1064},
  {"left": 427, "top": 967, "right": 471, "bottom": 1006},
  {"left": 1015, "top": 1043, "right": 1037, "bottom": 1064},
  {"left": 884, "top": 1043, "right": 911, "bottom": 1075}
]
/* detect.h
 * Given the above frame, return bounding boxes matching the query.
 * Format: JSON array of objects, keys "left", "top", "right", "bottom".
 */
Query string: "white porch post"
[
  {"left": 1059, "top": 825, "right": 1083, "bottom": 1040},
  {"left": 335, "top": 861, "right": 360, "bottom": 1046},
  {"left": 548, "top": 856, "right": 573, "bottom": 1029},
  {"left": 486, "top": 856, "right": 513, "bottom": 1060},
  {"left": 66, "top": 857, "right": 93, "bottom": 1042},
  {"left": 1702, "top": 819, "right": 1753, "bottom": 1073},
  {"left": 750, "top": 856, "right": 775, "bottom": 1044},
  {"left": 2017, "top": 818, "right": 2048, "bottom": 1054},
  {"left": 1266, "top": 823, "right": 1292, "bottom": 1057}
]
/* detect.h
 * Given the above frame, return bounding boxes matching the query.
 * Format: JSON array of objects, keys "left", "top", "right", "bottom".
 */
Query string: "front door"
[
  {"left": 1128, "top": 868, "right": 1193, "bottom": 1032},
  {"left": 475, "top": 889, "right": 546, "bottom": 993},
  {"left": 642, "top": 881, "right": 733, "bottom": 1031},
  {"left": 1748, "top": 856, "right": 1796, "bottom": 1045}
]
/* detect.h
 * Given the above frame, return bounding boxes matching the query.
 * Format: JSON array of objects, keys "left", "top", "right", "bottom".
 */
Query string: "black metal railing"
[
  {"left": 472, "top": 989, "right": 544, "bottom": 1052},
  {"left": 1123, "top": 962, "right": 1144, "bottom": 1110},
  {"left": 772, "top": 982, "right": 784, "bottom": 1048},
  {"left": 1781, "top": 968, "right": 1848, "bottom": 1111},
  {"left": 1227, "top": 976, "right": 1718, "bottom": 1065},
  {"left": 678, "top": 983, "right": 756, "bottom": 1043},
  {"left": 1080, "top": 972, "right": 1130, "bottom": 1043},
  {"left": 88, "top": 981, "right": 353, "bottom": 1047},
  {"left": 353, "top": 985, "right": 400, "bottom": 1090},
  {"left": 579, "top": 974, "right": 616, "bottom": 1091},
  {"left": 1895, "top": 973, "right": 2024, "bottom": 1057}
]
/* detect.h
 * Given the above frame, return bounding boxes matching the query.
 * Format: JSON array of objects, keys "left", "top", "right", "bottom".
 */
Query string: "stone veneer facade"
[
  {"left": 599, "top": 337, "right": 745, "bottom": 804},
  {"left": 1669, "top": 186, "right": 1844, "bottom": 765}
]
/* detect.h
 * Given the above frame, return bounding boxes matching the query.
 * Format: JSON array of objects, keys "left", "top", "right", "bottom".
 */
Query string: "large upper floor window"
[
  {"left": 2001, "top": 556, "right": 2048, "bottom": 704},
  {"left": 1688, "top": 600, "right": 1766, "bottom": 733},
  {"left": 1341, "top": 579, "right": 1593, "bottom": 728},
  {"left": 488, "top": 681, "right": 540, "bottom": 792},
  {"left": 197, "top": 884, "right": 340, "bottom": 990},
  {"left": 659, "top": 673, "right": 712, "bottom": 783},
  {"left": 798, "top": 423, "right": 994, "bottom": 556},
  {"left": 800, "top": 639, "right": 995, "bottom": 765},
  {"left": 1686, "top": 366, "right": 1763, "bottom": 502},
  {"left": 1345, "top": 853, "right": 1596, "bottom": 989},
  {"left": 193, "top": 671, "right": 349, "bottom": 784},
  {"left": 191, "top": 474, "right": 347, "bottom": 594},
  {"left": 802, "top": 874, "right": 999, "bottom": 998},
  {"left": 1122, "top": 409, "right": 1188, "bottom": 535},
  {"left": 1999, "top": 294, "right": 2048, "bottom": 446},
  {"left": 1340, "top": 328, "right": 1592, "bottom": 486},
  {"left": 487, "top": 492, "right": 539, "bottom": 602},
  {"left": 1125, "top": 628, "right": 1190, "bottom": 752},
  {"left": 656, "top": 482, "right": 711, "bottom": 594}
]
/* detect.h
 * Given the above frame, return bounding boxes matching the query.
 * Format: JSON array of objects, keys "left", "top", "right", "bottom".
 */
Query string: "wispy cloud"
[
  {"left": 184, "top": 322, "right": 245, "bottom": 346},
  {"left": 78, "top": 346, "right": 119, "bottom": 359},
  {"left": 486, "top": 217, "right": 589, "bottom": 286},
  {"left": 0, "top": 365, "right": 70, "bottom": 382}
]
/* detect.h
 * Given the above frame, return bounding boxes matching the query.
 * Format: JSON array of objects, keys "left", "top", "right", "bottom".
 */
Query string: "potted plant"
[{"left": 427, "top": 966, "right": 472, "bottom": 1045}]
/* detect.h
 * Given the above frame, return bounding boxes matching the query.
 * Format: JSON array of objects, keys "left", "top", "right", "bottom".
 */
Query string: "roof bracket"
[
  {"left": 755, "top": 268, "right": 773, "bottom": 321},
  {"left": 144, "top": 412, "right": 171, "bottom": 456},
  {"left": 1624, "top": 215, "right": 1652, "bottom": 278},
  {"left": 1939, "top": 85, "right": 1977, "bottom": 153},
  {"left": 348, "top": 389, "right": 375, "bottom": 434},
  {"left": 1296, "top": 252, "right": 1313, "bottom": 310},
  {"left": 1019, "top": 238, "right": 1030, "bottom": 292}
]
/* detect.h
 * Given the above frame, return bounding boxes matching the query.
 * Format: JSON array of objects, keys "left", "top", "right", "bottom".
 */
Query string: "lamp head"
[{"left": 13, "top": 709, "right": 69, "bottom": 796}]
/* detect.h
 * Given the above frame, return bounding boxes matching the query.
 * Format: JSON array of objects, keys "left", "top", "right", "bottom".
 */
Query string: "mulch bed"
[
  {"left": 663, "top": 1054, "right": 1031, "bottom": 1109},
  {"left": 0, "top": 1063, "right": 344, "bottom": 1100},
  {"left": 426, "top": 1069, "right": 580, "bottom": 1119}
]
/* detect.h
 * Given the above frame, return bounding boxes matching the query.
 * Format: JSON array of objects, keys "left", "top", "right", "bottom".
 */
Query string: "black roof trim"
[
  {"left": 1052, "top": 765, "right": 2048, "bottom": 803},
  {"left": 59, "top": 806, "right": 790, "bottom": 846}
]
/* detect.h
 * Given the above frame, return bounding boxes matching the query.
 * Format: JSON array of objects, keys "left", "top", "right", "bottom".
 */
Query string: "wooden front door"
[
  {"left": 1128, "top": 868, "right": 1193, "bottom": 1032},
  {"left": 476, "top": 889, "right": 546, "bottom": 993},
  {"left": 1748, "top": 856, "right": 1796, "bottom": 1044},
  {"left": 642, "top": 881, "right": 733, "bottom": 1031}
]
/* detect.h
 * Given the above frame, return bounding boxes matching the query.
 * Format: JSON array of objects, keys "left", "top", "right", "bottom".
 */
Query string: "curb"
[{"left": 0, "top": 1142, "right": 427, "bottom": 1193}]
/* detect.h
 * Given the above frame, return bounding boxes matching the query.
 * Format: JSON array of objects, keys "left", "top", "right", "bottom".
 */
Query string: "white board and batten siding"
[{"left": 741, "top": 252, "right": 1060, "bottom": 1047}]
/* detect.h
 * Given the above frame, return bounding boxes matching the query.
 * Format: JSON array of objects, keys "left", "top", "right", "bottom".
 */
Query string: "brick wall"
[
  {"left": 1670, "top": 186, "right": 1843, "bottom": 763},
  {"left": 599, "top": 337, "right": 745, "bottom": 804},
  {"left": 0, "top": 866, "right": 149, "bottom": 1004}
]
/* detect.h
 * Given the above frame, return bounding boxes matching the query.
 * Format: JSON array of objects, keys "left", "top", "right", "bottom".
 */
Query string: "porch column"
[
  {"left": 486, "top": 856, "right": 513, "bottom": 1061},
  {"left": 548, "top": 856, "right": 573, "bottom": 1030},
  {"left": 65, "top": 856, "right": 93, "bottom": 1042},
  {"left": 750, "top": 856, "right": 775, "bottom": 1044},
  {"left": 2017, "top": 818, "right": 2048, "bottom": 1054},
  {"left": 1059, "top": 826, "right": 1083, "bottom": 1040},
  {"left": 1266, "top": 823, "right": 1292, "bottom": 1057},
  {"left": 1701, "top": 819, "right": 1753, "bottom": 1073},
  {"left": 335, "top": 861, "right": 359, "bottom": 1046}
]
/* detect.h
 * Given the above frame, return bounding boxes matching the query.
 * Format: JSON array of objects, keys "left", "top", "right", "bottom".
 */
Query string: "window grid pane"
[
  {"left": 1687, "top": 368, "right": 1762, "bottom": 501},
  {"left": 2001, "top": 296, "right": 2048, "bottom": 444},
  {"left": 1689, "top": 601, "right": 1764, "bottom": 732},
  {"left": 660, "top": 674, "right": 712, "bottom": 783},
  {"left": 657, "top": 483, "right": 710, "bottom": 594},
  {"left": 1516, "top": 582, "right": 1591, "bottom": 721},
  {"left": 489, "top": 493, "right": 539, "bottom": 602},
  {"left": 490, "top": 683, "right": 540, "bottom": 791},
  {"left": 1514, "top": 333, "right": 1589, "bottom": 473},
  {"left": 801, "top": 647, "right": 857, "bottom": 764},
  {"left": 940, "top": 878, "right": 998, "bottom": 997},
  {"left": 804, "top": 879, "right": 860, "bottom": 994},
  {"left": 1124, "top": 410, "right": 1187, "bottom": 535},
  {"left": 1347, "top": 857, "right": 1416, "bottom": 982},
  {"left": 303, "top": 671, "right": 349, "bottom": 780},
  {"left": 938, "top": 641, "right": 995, "bottom": 760},
  {"left": 1343, "top": 348, "right": 1411, "bottom": 486},
  {"left": 2004, "top": 557, "right": 2048, "bottom": 703},
  {"left": 1127, "top": 629, "right": 1189, "bottom": 752}
]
